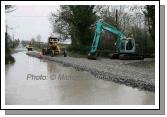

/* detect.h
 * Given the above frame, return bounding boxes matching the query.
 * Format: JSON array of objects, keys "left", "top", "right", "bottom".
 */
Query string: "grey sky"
[
  {"left": 5, "top": 5, "right": 144, "bottom": 43},
  {"left": 6, "top": 5, "right": 59, "bottom": 42}
]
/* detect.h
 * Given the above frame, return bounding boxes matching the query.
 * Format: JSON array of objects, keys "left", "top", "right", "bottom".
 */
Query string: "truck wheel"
[
  {"left": 63, "top": 50, "right": 67, "bottom": 57},
  {"left": 42, "top": 49, "right": 45, "bottom": 55},
  {"left": 51, "top": 51, "right": 54, "bottom": 57}
]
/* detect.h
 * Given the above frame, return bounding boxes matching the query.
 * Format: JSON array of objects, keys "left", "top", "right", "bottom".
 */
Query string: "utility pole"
[
  {"left": 115, "top": 9, "right": 118, "bottom": 28},
  {"left": 5, "top": 24, "right": 8, "bottom": 48},
  {"left": 6, "top": 24, "right": 8, "bottom": 33},
  {"left": 13, "top": 33, "right": 15, "bottom": 48}
]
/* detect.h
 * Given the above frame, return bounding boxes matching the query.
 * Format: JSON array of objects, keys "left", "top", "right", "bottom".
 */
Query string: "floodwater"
[{"left": 5, "top": 51, "right": 155, "bottom": 105}]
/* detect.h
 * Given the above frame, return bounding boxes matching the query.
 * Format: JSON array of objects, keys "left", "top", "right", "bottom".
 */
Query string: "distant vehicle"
[
  {"left": 42, "top": 37, "right": 67, "bottom": 57},
  {"left": 26, "top": 42, "right": 33, "bottom": 51}
]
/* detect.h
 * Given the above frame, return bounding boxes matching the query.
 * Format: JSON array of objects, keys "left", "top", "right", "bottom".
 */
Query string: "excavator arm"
[{"left": 89, "top": 20, "right": 125, "bottom": 56}]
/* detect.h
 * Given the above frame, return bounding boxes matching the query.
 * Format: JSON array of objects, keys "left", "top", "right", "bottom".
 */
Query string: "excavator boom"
[{"left": 88, "top": 20, "right": 125, "bottom": 58}]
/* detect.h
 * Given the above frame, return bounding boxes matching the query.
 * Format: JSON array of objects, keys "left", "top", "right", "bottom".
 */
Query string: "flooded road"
[{"left": 5, "top": 51, "right": 155, "bottom": 105}]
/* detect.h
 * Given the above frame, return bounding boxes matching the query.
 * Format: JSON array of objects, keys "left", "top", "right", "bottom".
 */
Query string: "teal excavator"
[{"left": 88, "top": 19, "right": 144, "bottom": 60}]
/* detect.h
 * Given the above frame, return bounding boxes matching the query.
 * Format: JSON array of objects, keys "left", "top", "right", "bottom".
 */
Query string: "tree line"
[
  {"left": 5, "top": 5, "right": 18, "bottom": 64},
  {"left": 50, "top": 5, "right": 155, "bottom": 57}
]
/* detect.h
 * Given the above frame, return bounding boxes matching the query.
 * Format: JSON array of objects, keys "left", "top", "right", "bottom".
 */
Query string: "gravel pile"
[{"left": 26, "top": 51, "right": 155, "bottom": 92}]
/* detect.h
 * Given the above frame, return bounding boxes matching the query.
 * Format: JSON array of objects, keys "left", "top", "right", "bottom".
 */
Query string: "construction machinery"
[
  {"left": 26, "top": 42, "right": 33, "bottom": 51},
  {"left": 42, "top": 37, "right": 67, "bottom": 57},
  {"left": 88, "top": 19, "right": 144, "bottom": 60}
]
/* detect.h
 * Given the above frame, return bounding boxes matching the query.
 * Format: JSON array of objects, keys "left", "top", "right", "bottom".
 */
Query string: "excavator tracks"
[{"left": 118, "top": 54, "right": 144, "bottom": 60}]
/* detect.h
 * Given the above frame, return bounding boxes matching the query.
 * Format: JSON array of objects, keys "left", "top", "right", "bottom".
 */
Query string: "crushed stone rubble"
[{"left": 26, "top": 51, "right": 155, "bottom": 92}]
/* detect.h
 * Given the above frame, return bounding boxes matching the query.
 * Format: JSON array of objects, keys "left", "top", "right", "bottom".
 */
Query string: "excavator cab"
[
  {"left": 126, "top": 39, "right": 133, "bottom": 50},
  {"left": 119, "top": 38, "right": 135, "bottom": 53}
]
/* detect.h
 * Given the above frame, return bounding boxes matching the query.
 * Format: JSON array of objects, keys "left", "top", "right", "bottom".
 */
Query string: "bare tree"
[
  {"left": 36, "top": 35, "right": 41, "bottom": 42},
  {"left": 5, "top": 5, "right": 16, "bottom": 13}
]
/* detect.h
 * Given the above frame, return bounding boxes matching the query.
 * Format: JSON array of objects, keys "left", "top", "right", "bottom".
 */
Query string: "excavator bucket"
[{"left": 87, "top": 53, "right": 97, "bottom": 60}]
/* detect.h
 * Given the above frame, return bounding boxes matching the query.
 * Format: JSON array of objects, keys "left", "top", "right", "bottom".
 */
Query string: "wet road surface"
[{"left": 5, "top": 51, "right": 155, "bottom": 105}]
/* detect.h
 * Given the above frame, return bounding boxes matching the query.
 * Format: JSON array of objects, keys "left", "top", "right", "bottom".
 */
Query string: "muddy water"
[{"left": 5, "top": 51, "right": 155, "bottom": 105}]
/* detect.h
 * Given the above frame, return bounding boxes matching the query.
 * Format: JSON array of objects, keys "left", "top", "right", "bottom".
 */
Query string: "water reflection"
[{"left": 5, "top": 51, "right": 155, "bottom": 105}]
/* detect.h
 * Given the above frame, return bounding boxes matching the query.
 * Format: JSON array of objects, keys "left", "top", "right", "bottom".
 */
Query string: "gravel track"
[{"left": 26, "top": 51, "right": 155, "bottom": 92}]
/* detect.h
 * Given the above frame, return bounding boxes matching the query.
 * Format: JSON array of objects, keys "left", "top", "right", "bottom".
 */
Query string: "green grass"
[
  {"left": 59, "top": 43, "right": 69, "bottom": 48},
  {"left": 67, "top": 51, "right": 86, "bottom": 58},
  {"left": 5, "top": 48, "right": 15, "bottom": 64},
  {"left": 33, "top": 47, "right": 42, "bottom": 52}
]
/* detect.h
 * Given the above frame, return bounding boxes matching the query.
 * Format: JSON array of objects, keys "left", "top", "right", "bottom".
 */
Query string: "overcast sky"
[
  {"left": 5, "top": 5, "right": 144, "bottom": 43},
  {"left": 6, "top": 5, "right": 59, "bottom": 42}
]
